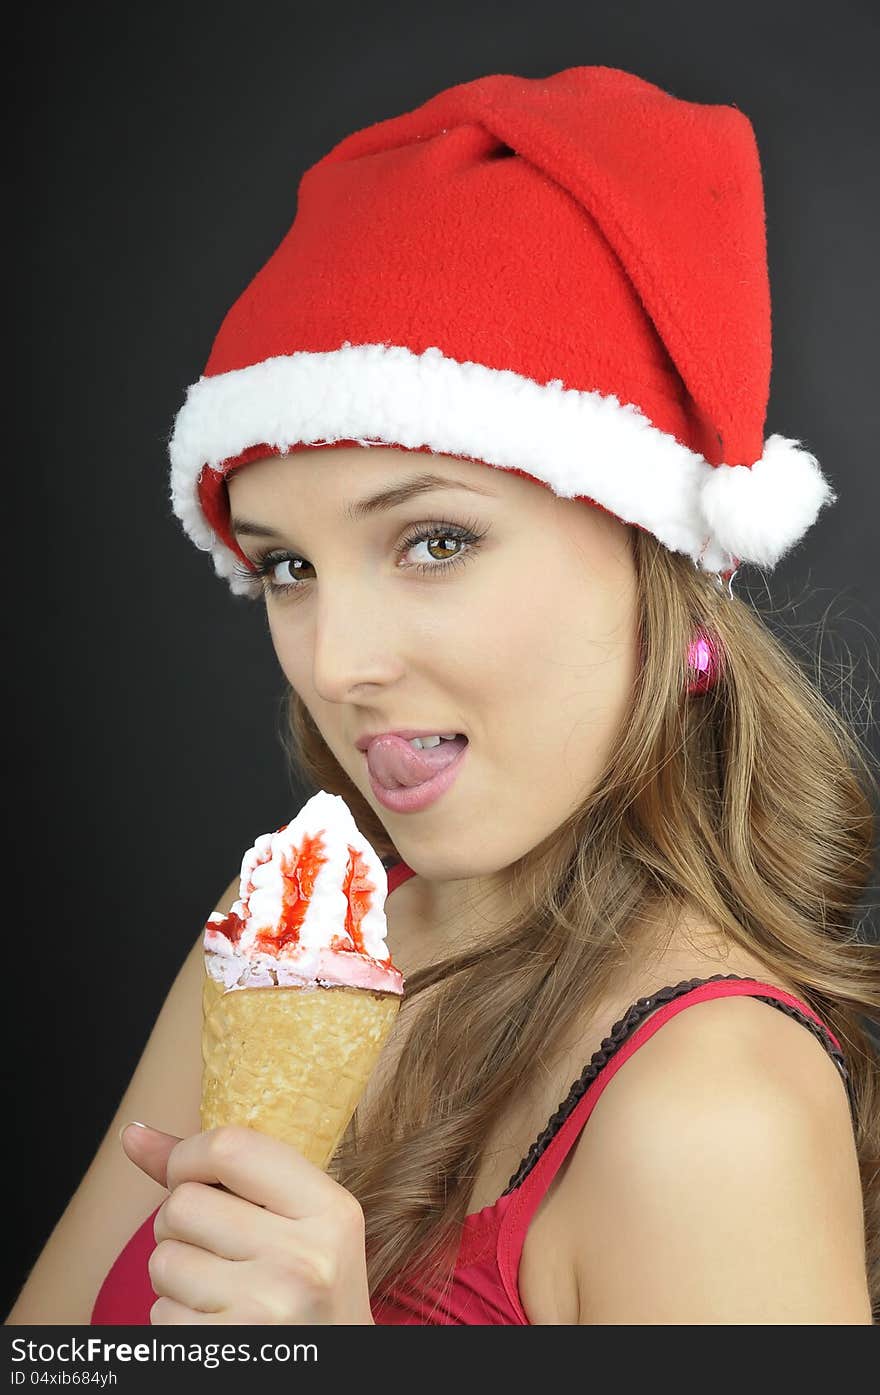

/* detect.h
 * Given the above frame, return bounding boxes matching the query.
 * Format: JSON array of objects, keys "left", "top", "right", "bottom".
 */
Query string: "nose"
[{"left": 309, "top": 580, "right": 403, "bottom": 704}]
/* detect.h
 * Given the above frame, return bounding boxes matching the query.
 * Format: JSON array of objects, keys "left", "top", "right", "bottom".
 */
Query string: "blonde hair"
[{"left": 280, "top": 525, "right": 880, "bottom": 1319}]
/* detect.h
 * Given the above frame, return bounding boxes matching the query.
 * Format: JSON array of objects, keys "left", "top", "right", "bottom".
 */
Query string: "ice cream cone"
[
  {"left": 198, "top": 791, "right": 405, "bottom": 1169},
  {"left": 200, "top": 969, "right": 401, "bottom": 1170}
]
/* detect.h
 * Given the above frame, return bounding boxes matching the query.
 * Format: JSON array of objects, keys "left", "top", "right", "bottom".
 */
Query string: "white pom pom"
[{"left": 699, "top": 434, "right": 838, "bottom": 569}]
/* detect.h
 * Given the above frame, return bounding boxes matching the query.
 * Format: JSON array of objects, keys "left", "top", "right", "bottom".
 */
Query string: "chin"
[{"left": 389, "top": 844, "right": 503, "bottom": 883}]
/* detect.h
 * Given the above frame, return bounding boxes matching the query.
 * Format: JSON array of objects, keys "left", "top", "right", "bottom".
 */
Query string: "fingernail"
[{"left": 118, "top": 1121, "right": 151, "bottom": 1144}]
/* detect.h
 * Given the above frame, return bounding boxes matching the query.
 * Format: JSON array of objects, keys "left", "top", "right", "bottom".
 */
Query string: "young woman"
[{"left": 8, "top": 64, "right": 877, "bottom": 1325}]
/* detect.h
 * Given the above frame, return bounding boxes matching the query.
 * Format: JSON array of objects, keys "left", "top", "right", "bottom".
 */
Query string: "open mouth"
[
  {"left": 366, "top": 735, "right": 470, "bottom": 814},
  {"left": 366, "top": 733, "right": 468, "bottom": 790}
]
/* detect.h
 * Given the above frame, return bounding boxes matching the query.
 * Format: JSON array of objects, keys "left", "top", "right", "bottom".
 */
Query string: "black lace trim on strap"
[{"left": 501, "top": 972, "right": 852, "bottom": 1197}]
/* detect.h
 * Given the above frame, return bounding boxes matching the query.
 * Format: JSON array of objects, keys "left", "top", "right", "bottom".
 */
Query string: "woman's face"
[{"left": 227, "top": 447, "right": 640, "bottom": 883}]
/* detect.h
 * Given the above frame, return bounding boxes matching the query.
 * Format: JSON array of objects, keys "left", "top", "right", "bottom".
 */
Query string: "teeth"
[{"left": 408, "top": 733, "right": 460, "bottom": 749}]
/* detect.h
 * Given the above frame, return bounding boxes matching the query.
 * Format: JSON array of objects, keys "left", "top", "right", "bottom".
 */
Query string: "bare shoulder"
[
  {"left": 5, "top": 874, "right": 239, "bottom": 1325},
  {"left": 560, "top": 993, "right": 872, "bottom": 1324}
]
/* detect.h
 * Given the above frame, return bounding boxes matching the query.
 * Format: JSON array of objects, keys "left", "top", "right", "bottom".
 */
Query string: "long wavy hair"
[{"left": 279, "top": 524, "right": 880, "bottom": 1320}]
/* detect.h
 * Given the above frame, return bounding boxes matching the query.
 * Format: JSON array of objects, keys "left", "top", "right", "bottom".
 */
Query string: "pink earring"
[{"left": 686, "top": 629, "right": 721, "bottom": 694}]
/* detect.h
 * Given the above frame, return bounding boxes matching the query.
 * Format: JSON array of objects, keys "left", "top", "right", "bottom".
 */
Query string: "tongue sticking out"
[{"left": 367, "top": 734, "right": 467, "bottom": 789}]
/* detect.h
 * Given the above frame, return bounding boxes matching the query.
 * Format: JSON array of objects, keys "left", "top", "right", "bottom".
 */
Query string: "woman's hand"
[{"left": 120, "top": 1122, "right": 374, "bottom": 1325}]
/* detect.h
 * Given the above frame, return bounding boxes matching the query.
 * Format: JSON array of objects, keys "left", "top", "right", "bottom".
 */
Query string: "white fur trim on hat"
[{"left": 168, "top": 342, "right": 837, "bottom": 598}]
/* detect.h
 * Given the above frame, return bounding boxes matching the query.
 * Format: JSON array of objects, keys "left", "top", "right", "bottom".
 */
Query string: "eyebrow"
[{"left": 230, "top": 472, "right": 497, "bottom": 540}]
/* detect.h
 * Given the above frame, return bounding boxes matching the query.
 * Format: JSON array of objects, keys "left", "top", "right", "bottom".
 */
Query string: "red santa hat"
[{"left": 168, "top": 64, "right": 837, "bottom": 598}]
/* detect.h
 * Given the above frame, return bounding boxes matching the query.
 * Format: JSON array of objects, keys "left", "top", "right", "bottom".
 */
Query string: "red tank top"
[{"left": 91, "top": 859, "right": 851, "bottom": 1326}]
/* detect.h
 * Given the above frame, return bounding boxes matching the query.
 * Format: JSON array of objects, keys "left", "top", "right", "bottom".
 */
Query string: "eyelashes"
[{"left": 230, "top": 517, "right": 489, "bottom": 601}]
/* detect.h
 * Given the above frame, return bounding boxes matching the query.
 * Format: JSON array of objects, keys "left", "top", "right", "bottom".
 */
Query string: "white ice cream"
[{"left": 204, "top": 791, "right": 404, "bottom": 996}]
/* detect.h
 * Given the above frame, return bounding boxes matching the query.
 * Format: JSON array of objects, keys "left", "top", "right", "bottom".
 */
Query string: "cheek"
[
  {"left": 267, "top": 611, "right": 307, "bottom": 687},
  {"left": 549, "top": 601, "right": 638, "bottom": 754},
  {"left": 508, "top": 574, "right": 638, "bottom": 745}
]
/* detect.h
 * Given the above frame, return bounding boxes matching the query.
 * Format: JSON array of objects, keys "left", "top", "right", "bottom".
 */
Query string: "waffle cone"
[{"left": 200, "top": 971, "right": 400, "bottom": 1170}]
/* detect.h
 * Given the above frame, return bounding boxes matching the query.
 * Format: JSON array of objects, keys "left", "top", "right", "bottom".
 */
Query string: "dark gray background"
[{"left": 6, "top": 0, "right": 879, "bottom": 1317}]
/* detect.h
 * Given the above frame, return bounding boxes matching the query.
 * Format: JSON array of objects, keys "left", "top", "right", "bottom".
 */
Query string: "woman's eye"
[
  {"left": 269, "top": 557, "right": 304, "bottom": 586},
  {"left": 407, "top": 534, "right": 466, "bottom": 565},
  {"left": 243, "top": 519, "right": 488, "bottom": 600}
]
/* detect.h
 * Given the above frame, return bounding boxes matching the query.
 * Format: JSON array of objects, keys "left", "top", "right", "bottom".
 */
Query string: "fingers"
[
  {"left": 148, "top": 1242, "right": 297, "bottom": 1325},
  {"left": 150, "top": 1295, "right": 238, "bottom": 1325},
  {"left": 154, "top": 1180, "right": 290, "bottom": 1261},
  {"left": 165, "top": 1126, "right": 341, "bottom": 1219},
  {"left": 120, "top": 1123, "right": 181, "bottom": 1188},
  {"left": 150, "top": 1295, "right": 262, "bottom": 1326},
  {"left": 150, "top": 1296, "right": 201, "bottom": 1324},
  {"left": 148, "top": 1238, "right": 228, "bottom": 1315},
  {"left": 144, "top": 1126, "right": 372, "bottom": 1325}
]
